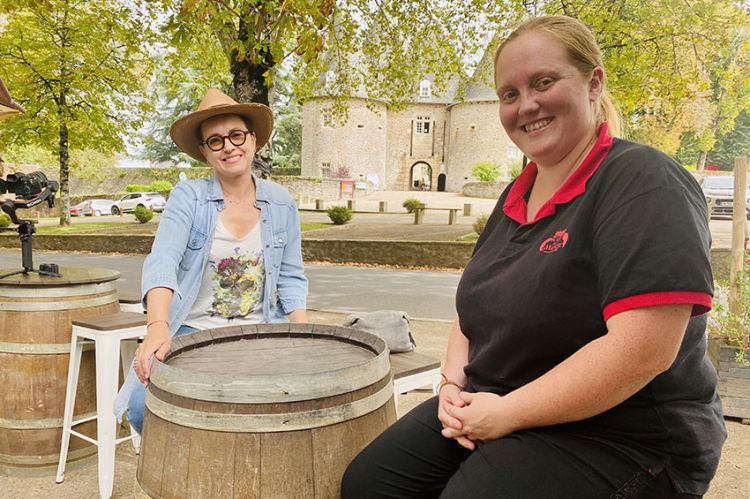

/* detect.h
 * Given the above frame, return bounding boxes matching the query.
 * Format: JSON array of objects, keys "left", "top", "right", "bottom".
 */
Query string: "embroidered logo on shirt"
[{"left": 539, "top": 229, "right": 569, "bottom": 253}]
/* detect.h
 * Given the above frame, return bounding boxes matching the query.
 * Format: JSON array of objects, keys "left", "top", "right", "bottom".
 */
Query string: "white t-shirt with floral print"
[{"left": 184, "top": 219, "right": 265, "bottom": 329}]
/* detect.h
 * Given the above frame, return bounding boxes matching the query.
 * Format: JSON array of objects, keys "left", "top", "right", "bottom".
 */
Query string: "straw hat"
[{"left": 169, "top": 88, "right": 273, "bottom": 163}]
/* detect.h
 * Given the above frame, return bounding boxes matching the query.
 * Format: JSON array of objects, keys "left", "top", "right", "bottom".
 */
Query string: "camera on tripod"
[
  {"left": 0, "top": 171, "right": 61, "bottom": 278},
  {"left": 0, "top": 172, "right": 56, "bottom": 199}
]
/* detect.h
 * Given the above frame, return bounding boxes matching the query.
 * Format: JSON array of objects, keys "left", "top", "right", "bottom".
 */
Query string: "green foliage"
[
  {"left": 0, "top": 1, "right": 159, "bottom": 225},
  {"left": 272, "top": 99, "right": 302, "bottom": 172},
  {"left": 710, "top": 274, "right": 750, "bottom": 365},
  {"left": 148, "top": 180, "right": 173, "bottom": 192},
  {"left": 326, "top": 206, "right": 352, "bottom": 225},
  {"left": 471, "top": 161, "right": 501, "bottom": 182},
  {"left": 1, "top": 144, "right": 56, "bottom": 168},
  {"left": 473, "top": 214, "right": 489, "bottom": 236},
  {"left": 509, "top": 164, "right": 523, "bottom": 181},
  {"left": 0, "top": 213, "right": 11, "bottom": 228},
  {"left": 402, "top": 198, "right": 422, "bottom": 213},
  {"left": 133, "top": 205, "right": 154, "bottom": 224},
  {"left": 137, "top": 47, "right": 231, "bottom": 164},
  {"left": 127, "top": 185, "right": 151, "bottom": 193}
]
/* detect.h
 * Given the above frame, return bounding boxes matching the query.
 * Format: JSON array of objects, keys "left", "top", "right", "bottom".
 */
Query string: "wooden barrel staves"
[
  {"left": 135, "top": 323, "right": 397, "bottom": 499},
  {"left": 0, "top": 267, "right": 120, "bottom": 476}
]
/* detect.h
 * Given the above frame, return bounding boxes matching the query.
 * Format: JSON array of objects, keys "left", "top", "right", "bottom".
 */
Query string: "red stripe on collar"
[{"left": 503, "top": 123, "right": 614, "bottom": 225}]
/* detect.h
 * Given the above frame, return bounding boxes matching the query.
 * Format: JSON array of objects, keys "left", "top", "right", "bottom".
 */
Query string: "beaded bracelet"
[{"left": 437, "top": 373, "right": 465, "bottom": 393}]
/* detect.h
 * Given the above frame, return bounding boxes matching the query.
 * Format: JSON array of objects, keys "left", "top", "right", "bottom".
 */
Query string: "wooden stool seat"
[{"left": 389, "top": 351, "right": 442, "bottom": 414}]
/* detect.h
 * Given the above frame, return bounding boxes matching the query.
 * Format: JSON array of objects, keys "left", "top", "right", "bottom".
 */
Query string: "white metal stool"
[{"left": 55, "top": 312, "right": 147, "bottom": 499}]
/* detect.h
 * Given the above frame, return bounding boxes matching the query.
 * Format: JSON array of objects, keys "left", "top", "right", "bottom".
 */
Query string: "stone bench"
[{"left": 414, "top": 205, "right": 460, "bottom": 225}]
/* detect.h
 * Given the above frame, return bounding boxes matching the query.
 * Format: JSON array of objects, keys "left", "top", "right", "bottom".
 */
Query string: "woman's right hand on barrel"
[{"left": 135, "top": 323, "right": 171, "bottom": 385}]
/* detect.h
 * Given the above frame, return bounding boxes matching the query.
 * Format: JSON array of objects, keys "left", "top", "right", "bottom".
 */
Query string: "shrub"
[
  {"left": 0, "top": 213, "right": 11, "bottom": 228},
  {"left": 126, "top": 184, "right": 151, "bottom": 192},
  {"left": 471, "top": 161, "right": 501, "bottom": 182},
  {"left": 327, "top": 206, "right": 352, "bottom": 225},
  {"left": 473, "top": 214, "right": 489, "bottom": 235},
  {"left": 709, "top": 275, "right": 750, "bottom": 365},
  {"left": 134, "top": 205, "right": 154, "bottom": 224},
  {"left": 149, "top": 180, "right": 173, "bottom": 192},
  {"left": 402, "top": 198, "right": 422, "bottom": 213}
]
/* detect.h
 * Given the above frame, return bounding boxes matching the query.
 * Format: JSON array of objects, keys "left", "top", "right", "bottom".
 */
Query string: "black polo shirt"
[{"left": 456, "top": 124, "right": 725, "bottom": 494}]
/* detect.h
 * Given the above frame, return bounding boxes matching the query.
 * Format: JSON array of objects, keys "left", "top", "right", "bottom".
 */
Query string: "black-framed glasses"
[{"left": 201, "top": 129, "right": 252, "bottom": 151}]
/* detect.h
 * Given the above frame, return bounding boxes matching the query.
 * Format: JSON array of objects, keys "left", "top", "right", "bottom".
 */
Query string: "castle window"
[
  {"left": 321, "top": 162, "right": 331, "bottom": 177},
  {"left": 419, "top": 80, "right": 432, "bottom": 98},
  {"left": 416, "top": 116, "right": 431, "bottom": 134},
  {"left": 322, "top": 112, "right": 333, "bottom": 127}
]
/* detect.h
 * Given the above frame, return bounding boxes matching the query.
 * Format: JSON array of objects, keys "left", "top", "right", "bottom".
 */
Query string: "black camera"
[
  {"left": 0, "top": 171, "right": 61, "bottom": 278},
  {"left": 0, "top": 171, "right": 58, "bottom": 198}
]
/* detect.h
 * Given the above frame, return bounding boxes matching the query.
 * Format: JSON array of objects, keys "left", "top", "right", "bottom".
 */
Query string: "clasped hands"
[{"left": 438, "top": 386, "right": 516, "bottom": 450}]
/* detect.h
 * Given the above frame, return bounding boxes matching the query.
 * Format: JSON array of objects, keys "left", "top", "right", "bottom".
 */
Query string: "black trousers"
[{"left": 342, "top": 397, "right": 701, "bottom": 499}]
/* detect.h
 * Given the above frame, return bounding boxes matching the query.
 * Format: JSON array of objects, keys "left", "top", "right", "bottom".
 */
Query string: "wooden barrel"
[
  {"left": 135, "top": 323, "right": 397, "bottom": 499},
  {"left": 0, "top": 267, "right": 120, "bottom": 476}
]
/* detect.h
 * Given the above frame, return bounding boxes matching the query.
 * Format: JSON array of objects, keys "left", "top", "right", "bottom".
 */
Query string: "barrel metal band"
[
  {"left": 0, "top": 341, "right": 95, "bottom": 355},
  {"left": 145, "top": 378, "right": 393, "bottom": 433},
  {"left": 0, "top": 411, "right": 96, "bottom": 430},
  {"left": 0, "top": 281, "right": 117, "bottom": 299},
  {"left": 0, "top": 446, "right": 95, "bottom": 468},
  {"left": 0, "top": 294, "right": 117, "bottom": 311},
  {"left": 150, "top": 348, "right": 391, "bottom": 404}
]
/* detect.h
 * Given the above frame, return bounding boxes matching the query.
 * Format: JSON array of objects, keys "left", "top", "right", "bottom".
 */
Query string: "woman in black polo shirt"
[{"left": 342, "top": 15, "right": 725, "bottom": 498}]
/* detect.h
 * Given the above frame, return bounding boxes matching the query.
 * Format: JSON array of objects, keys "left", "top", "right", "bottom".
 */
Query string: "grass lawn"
[{"left": 2, "top": 220, "right": 333, "bottom": 236}]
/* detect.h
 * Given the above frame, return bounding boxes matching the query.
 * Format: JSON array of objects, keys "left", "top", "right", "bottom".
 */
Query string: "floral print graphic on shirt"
[{"left": 209, "top": 247, "right": 264, "bottom": 318}]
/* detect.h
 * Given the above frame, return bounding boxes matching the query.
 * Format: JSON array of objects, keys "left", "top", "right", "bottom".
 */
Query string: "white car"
[{"left": 113, "top": 192, "right": 166, "bottom": 215}]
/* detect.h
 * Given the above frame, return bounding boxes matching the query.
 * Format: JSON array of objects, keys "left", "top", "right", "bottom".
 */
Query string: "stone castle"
[{"left": 301, "top": 58, "right": 522, "bottom": 193}]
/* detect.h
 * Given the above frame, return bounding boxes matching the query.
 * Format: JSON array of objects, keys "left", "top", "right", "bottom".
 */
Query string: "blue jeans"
[{"left": 126, "top": 324, "right": 198, "bottom": 434}]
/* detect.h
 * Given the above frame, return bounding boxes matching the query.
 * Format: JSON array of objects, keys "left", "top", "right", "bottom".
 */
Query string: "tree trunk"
[
  {"left": 697, "top": 151, "right": 708, "bottom": 171},
  {"left": 58, "top": 118, "right": 71, "bottom": 226}
]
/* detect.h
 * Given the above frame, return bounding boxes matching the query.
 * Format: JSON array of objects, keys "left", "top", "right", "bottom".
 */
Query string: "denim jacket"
[{"left": 114, "top": 174, "right": 307, "bottom": 421}]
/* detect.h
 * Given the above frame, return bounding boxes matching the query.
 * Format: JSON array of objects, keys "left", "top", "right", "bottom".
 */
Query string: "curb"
[{"left": 0, "top": 235, "right": 742, "bottom": 278}]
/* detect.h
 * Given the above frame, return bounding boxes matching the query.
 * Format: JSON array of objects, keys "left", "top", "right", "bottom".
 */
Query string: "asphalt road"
[{"left": 0, "top": 250, "right": 460, "bottom": 321}]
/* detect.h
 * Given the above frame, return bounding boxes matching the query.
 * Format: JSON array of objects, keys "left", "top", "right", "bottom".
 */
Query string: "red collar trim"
[{"left": 503, "top": 123, "right": 614, "bottom": 225}]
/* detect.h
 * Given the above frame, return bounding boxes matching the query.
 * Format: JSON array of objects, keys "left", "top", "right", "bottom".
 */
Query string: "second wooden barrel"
[
  {"left": 136, "top": 323, "right": 396, "bottom": 499},
  {"left": 0, "top": 267, "right": 120, "bottom": 476}
]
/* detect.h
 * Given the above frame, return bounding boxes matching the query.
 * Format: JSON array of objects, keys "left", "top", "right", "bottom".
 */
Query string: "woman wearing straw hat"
[{"left": 115, "top": 88, "right": 308, "bottom": 433}]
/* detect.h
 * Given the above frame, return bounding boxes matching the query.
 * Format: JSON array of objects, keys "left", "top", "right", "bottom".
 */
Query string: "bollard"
[
  {"left": 347, "top": 199, "right": 355, "bottom": 211},
  {"left": 414, "top": 204, "right": 425, "bottom": 225},
  {"left": 463, "top": 203, "right": 472, "bottom": 216},
  {"left": 315, "top": 199, "right": 324, "bottom": 210},
  {"left": 379, "top": 201, "right": 388, "bottom": 213}
]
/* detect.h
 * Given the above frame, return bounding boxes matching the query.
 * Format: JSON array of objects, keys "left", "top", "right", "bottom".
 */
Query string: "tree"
[
  {"left": 709, "top": 111, "right": 750, "bottom": 169},
  {"left": 0, "top": 0, "right": 157, "bottom": 224},
  {"left": 137, "top": 45, "right": 232, "bottom": 166},
  {"left": 271, "top": 100, "right": 302, "bottom": 173}
]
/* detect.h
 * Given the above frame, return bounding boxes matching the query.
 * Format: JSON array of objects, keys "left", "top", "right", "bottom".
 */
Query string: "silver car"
[
  {"left": 82, "top": 199, "right": 115, "bottom": 216},
  {"left": 113, "top": 192, "right": 166, "bottom": 215},
  {"left": 700, "top": 176, "right": 750, "bottom": 219}
]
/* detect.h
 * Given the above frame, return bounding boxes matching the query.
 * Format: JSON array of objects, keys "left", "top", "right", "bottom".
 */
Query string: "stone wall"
[
  {"left": 444, "top": 101, "right": 519, "bottom": 192},
  {"left": 301, "top": 98, "right": 389, "bottom": 187},
  {"left": 0, "top": 235, "right": 739, "bottom": 277}
]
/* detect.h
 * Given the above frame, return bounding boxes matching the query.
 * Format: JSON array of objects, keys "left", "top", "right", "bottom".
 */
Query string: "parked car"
[
  {"left": 699, "top": 175, "right": 750, "bottom": 220},
  {"left": 82, "top": 199, "right": 115, "bottom": 216},
  {"left": 69, "top": 201, "right": 89, "bottom": 217},
  {"left": 112, "top": 192, "right": 166, "bottom": 215}
]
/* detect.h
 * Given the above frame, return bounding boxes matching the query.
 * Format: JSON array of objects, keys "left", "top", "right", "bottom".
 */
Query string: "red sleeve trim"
[{"left": 603, "top": 291, "right": 713, "bottom": 322}]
